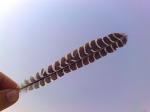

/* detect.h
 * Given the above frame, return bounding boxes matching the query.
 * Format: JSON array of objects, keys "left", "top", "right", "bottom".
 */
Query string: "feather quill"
[{"left": 20, "top": 33, "right": 128, "bottom": 92}]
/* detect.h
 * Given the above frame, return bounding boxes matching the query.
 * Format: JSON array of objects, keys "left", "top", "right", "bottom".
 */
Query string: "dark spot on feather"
[
  {"left": 57, "top": 69, "right": 64, "bottom": 77},
  {"left": 64, "top": 66, "right": 71, "bottom": 73},
  {"left": 30, "top": 76, "right": 36, "bottom": 83},
  {"left": 48, "top": 65, "right": 55, "bottom": 73},
  {"left": 40, "top": 79, "right": 45, "bottom": 86},
  {"left": 61, "top": 57, "right": 68, "bottom": 67},
  {"left": 103, "top": 37, "right": 114, "bottom": 45},
  {"left": 51, "top": 73, "right": 58, "bottom": 81},
  {"left": 108, "top": 34, "right": 118, "bottom": 42},
  {"left": 112, "top": 43, "right": 118, "bottom": 50},
  {"left": 114, "top": 33, "right": 123, "bottom": 38},
  {"left": 76, "top": 60, "right": 83, "bottom": 68},
  {"left": 100, "top": 49, "right": 107, "bottom": 56},
  {"left": 117, "top": 41, "right": 124, "bottom": 47},
  {"left": 67, "top": 53, "right": 74, "bottom": 63},
  {"left": 45, "top": 77, "right": 51, "bottom": 83},
  {"left": 54, "top": 61, "right": 61, "bottom": 70},
  {"left": 83, "top": 57, "right": 89, "bottom": 65},
  {"left": 106, "top": 46, "right": 114, "bottom": 53},
  {"left": 85, "top": 42, "right": 92, "bottom": 54},
  {"left": 34, "top": 82, "right": 40, "bottom": 89},
  {"left": 36, "top": 72, "right": 42, "bottom": 79},
  {"left": 79, "top": 46, "right": 87, "bottom": 58},
  {"left": 73, "top": 49, "right": 80, "bottom": 60},
  {"left": 90, "top": 40, "right": 100, "bottom": 51},
  {"left": 97, "top": 38, "right": 108, "bottom": 48},
  {"left": 88, "top": 54, "right": 95, "bottom": 63},
  {"left": 94, "top": 52, "right": 101, "bottom": 60},
  {"left": 70, "top": 63, "right": 77, "bottom": 71}
]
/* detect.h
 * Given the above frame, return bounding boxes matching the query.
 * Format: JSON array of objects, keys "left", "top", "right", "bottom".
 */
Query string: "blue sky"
[{"left": 0, "top": 0, "right": 150, "bottom": 112}]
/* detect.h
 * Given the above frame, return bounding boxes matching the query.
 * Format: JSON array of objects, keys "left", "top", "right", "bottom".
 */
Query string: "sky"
[{"left": 0, "top": 0, "right": 150, "bottom": 112}]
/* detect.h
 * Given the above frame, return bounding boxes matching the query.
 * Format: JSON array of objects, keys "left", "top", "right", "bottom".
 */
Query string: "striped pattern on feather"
[{"left": 20, "top": 33, "right": 128, "bottom": 92}]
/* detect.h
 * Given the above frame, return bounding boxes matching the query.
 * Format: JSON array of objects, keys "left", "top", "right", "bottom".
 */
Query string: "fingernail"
[{"left": 6, "top": 90, "right": 19, "bottom": 103}]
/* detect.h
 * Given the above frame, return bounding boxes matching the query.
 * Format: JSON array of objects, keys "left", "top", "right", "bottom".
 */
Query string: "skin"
[{"left": 0, "top": 72, "right": 19, "bottom": 111}]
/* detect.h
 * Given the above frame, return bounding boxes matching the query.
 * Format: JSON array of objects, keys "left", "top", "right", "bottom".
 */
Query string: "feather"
[{"left": 19, "top": 33, "right": 128, "bottom": 92}]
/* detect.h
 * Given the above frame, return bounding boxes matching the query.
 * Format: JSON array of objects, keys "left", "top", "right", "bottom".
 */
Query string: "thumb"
[{"left": 0, "top": 89, "right": 19, "bottom": 111}]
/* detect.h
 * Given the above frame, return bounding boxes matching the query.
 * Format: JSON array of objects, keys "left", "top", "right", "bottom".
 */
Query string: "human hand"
[{"left": 0, "top": 72, "right": 19, "bottom": 111}]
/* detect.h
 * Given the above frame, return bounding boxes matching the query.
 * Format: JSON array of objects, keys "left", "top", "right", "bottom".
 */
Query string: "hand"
[{"left": 0, "top": 72, "right": 19, "bottom": 111}]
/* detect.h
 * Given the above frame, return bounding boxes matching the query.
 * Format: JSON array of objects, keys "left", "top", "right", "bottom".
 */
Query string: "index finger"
[{"left": 0, "top": 72, "right": 18, "bottom": 90}]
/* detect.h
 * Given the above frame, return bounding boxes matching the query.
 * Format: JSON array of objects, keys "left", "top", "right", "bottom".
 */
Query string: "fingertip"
[
  {"left": 0, "top": 89, "right": 19, "bottom": 111},
  {"left": 6, "top": 89, "right": 19, "bottom": 104}
]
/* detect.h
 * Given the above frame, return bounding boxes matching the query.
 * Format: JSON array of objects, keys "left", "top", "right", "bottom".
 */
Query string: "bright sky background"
[{"left": 0, "top": 0, "right": 150, "bottom": 112}]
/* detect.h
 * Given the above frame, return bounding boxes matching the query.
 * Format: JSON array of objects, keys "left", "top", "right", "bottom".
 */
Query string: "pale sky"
[{"left": 0, "top": 0, "right": 150, "bottom": 112}]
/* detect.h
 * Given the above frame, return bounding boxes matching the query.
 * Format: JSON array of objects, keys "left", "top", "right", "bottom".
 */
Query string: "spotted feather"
[{"left": 20, "top": 33, "right": 127, "bottom": 92}]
